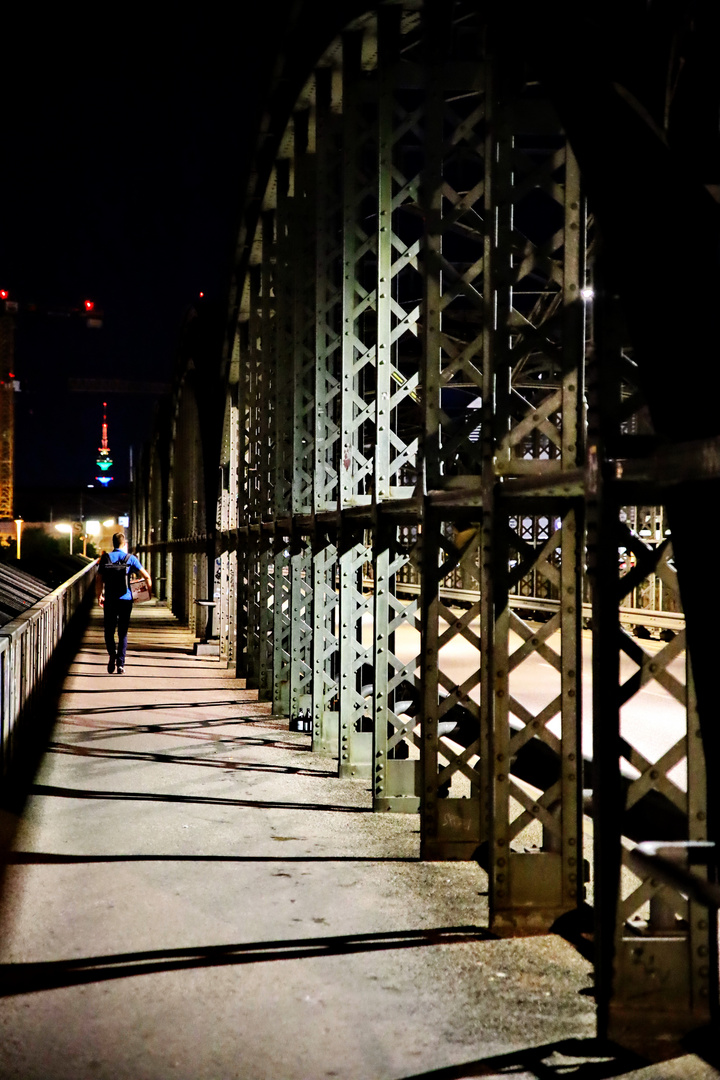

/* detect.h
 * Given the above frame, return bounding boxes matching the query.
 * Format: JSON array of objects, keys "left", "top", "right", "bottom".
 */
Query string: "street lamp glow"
[
  {"left": 14, "top": 517, "right": 22, "bottom": 560},
  {"left": 102, "top": 518, "right": 115, "bottom": 528},
  {"left": 85, "top": 520, "right": 101, "bottom": 536},
  {"left": 55, "top": 523, "right": 73, "bottom": 553},
  {"left": 580, "top": 287, "right": 594, "bottom": 302}
]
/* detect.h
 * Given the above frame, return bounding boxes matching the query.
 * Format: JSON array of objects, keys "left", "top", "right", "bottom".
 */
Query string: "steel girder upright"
[
  {"left": 270, "top": 177, "right": 295, "bottom": 716},
  {"left": 337, "top": 29, "right": 377, "bottom": 781},
  {"left": 587, "top": 300, "right": 715, "bottom": 1052},
  {"left": 287, "top": 113, "right": 316, "bottom": 725},
  {"left": 479, "top": 67, "right": 586, "bottom": 931},
  {"left": 311, "top": 66, "right": 342, "bottom": 756},
  {"left": 168, "top": 380, "right": 205, "bottom": 632},
  {"left": 370, "top": 7, "right": 424, "bottom": 813},
  {"left": 419, "top": 4, "right": 487, "bottom": 860},
  {"left": 237, "top": 205, "right": 288, "bottom": 706},
  {"left": 234, "top": 320, "right": 251, "bottom": 680},
  {"left": 409, "top": 6, "right": 587, "bottom": 939},
  {"left": 256, "top": 218, "right": 277, "bottom": 702},
  {"left": 217, "top": 381, "right": 240, "bottom": 666},
  {"left": 240, "top": 263, "right": 264, "bottom": 688}
]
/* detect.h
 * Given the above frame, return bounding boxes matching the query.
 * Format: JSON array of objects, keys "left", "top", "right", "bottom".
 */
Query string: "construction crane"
[{"left": 0, "top": 292, "right": 18, "bottom": 520}]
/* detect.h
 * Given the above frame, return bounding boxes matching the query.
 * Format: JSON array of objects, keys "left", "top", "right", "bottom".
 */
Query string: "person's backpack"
[{"left": 102, "top": 553, "right": 130, "bottom": 600}]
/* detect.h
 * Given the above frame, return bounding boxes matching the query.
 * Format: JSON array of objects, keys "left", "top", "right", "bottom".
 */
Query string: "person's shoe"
[
  {"left": 107, "top": 658, "right": 115, "bottom": 674},
  {"left": 116, "top": 665, "right": 125, "bottom": 675}
]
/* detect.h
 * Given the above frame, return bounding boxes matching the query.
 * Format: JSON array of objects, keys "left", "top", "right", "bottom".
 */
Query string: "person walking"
[{"left": 96, "top": 531, "right": 152, "bottom": 674}]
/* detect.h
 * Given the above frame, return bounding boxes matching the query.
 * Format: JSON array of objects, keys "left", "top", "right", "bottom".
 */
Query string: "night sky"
[{"left": 1, "top": 9, "right": 280, "bottom": 495}]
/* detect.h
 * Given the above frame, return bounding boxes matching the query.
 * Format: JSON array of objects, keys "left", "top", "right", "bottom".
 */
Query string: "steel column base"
[
  {"left": 313, "top": 710, "right": 339, "bottom": 756},
  {"left": 608, "top": 1000, "right": 713, "bottom": 1064},
  {"left": 339, "top": 762, "right": 372, "bottom": 780}
]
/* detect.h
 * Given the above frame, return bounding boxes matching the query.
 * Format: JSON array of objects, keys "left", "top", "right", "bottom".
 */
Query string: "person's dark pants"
[{"left": 104, "top": 599, "right": 133, "bottom": 666}]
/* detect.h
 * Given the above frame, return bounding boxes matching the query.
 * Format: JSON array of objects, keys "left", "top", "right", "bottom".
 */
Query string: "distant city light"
[
  {"left": 0, "top": 290, "right": 8, "bottom": 299},
  {"left": 581, "top": 287, "right": 594, "bottom": 302},
  {"left": 199, "top": 291, "right": 204, "bottom": 298},
  {"left": 84, "top": 300, "right": 95, "bottom": 312}
]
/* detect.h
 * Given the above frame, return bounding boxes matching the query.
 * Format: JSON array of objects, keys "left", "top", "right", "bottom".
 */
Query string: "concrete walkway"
[{"left": 0, "top": 604, "right": 716, "bottom": 1080}]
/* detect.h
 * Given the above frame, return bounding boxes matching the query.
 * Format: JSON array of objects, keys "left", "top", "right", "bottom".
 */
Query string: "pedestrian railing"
[{"left": 0, "top": 560, "right": 98, "bottom": 780}]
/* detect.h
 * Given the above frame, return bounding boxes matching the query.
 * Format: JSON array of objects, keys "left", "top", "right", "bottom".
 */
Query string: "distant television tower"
[{"left": 95, "top": 401, "right": 114, "bottom": 486}]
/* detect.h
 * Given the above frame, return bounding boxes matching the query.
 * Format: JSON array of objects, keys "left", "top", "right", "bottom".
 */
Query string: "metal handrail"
[{"left": 0, "top": 559, "right": 98, "bottom": 778}]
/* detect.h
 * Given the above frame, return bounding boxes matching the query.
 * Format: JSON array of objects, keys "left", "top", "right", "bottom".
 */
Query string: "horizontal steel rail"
[
  {"left": 0, "top": 560, "right": 97, "bottom": 780},
  {"left": 373, "top": 580, "right": 685, "bottom": 633}
]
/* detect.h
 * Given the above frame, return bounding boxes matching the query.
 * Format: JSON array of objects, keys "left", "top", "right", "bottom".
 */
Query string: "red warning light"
[
  {"left": 199, "top": 292, "right": 204, "bottom": 298},
  {"left": 0, "top": 290, "right": 8, "bottom": 300},
  {"left": 84, "top": 300, "right": 95, "bottom": 312}
]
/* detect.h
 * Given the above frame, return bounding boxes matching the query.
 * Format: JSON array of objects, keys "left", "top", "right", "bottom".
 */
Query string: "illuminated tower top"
[
  {"left": 99, "top": 404, "right": 109, "bottom": 451},
  {"left": 95, "top": 401, "right": 114, "bottom": 487}
]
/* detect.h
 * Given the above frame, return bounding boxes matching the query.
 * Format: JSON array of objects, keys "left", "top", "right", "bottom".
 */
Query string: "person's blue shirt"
[{"left": 102, "top": 549, "right": 144, "bottom": 602}]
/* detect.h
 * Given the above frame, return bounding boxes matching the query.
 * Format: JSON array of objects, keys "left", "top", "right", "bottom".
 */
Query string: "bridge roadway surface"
[{"left": 0, "top": 604, "right": 716, "bottom": 1080}]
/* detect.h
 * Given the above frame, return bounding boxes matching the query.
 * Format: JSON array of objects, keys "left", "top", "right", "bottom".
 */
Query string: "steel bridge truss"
[{"left": 147, "top": 0, "right": 715, "bottom": 1058}]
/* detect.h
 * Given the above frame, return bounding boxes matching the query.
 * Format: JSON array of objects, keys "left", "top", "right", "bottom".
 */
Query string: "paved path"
[{"left": 0, "top": 605, "right": 715, "bottom": 1079}]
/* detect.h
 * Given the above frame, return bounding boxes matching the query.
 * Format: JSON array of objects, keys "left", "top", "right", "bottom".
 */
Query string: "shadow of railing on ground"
[
  {"left": 0, "top": 925, "right": 492, "bottom": 997},
  {"left": 395, "top": 1037, "right": 651, "bottom": 1080},
  {"left": 5, "top": 852, "right": 425, "bottom": 866},
  {"left": 29, "top": 782, "right": 372, "bottom": 814},
  {"left": 44, "top": 741, "right": 331, "bottom": 777}
]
